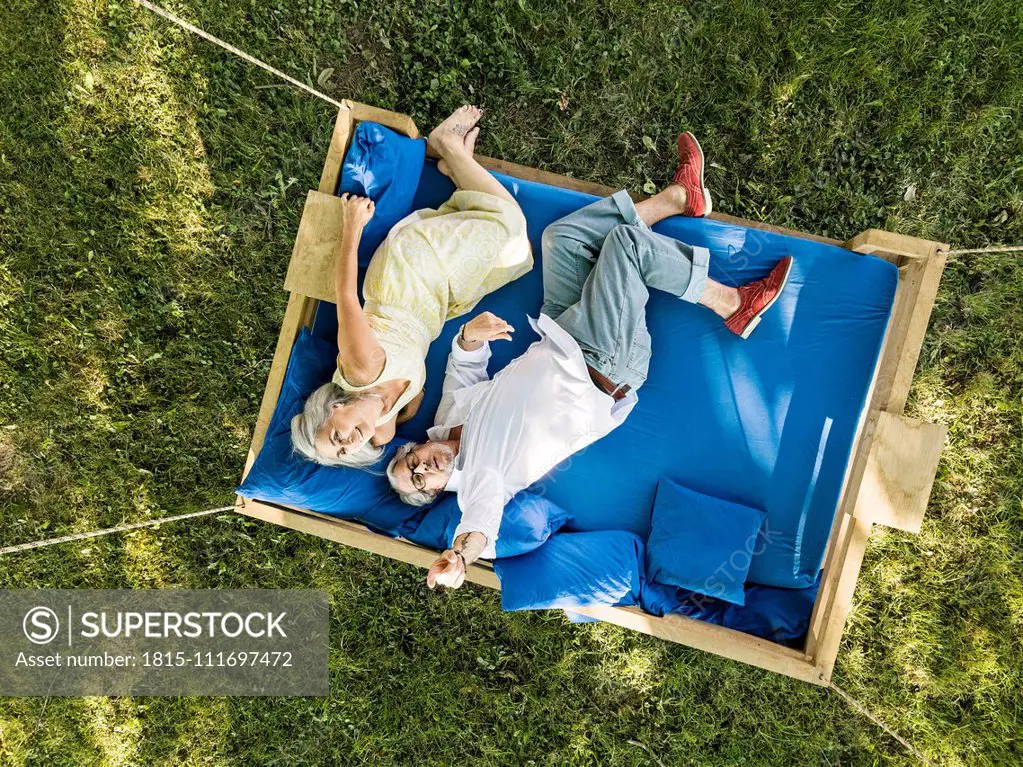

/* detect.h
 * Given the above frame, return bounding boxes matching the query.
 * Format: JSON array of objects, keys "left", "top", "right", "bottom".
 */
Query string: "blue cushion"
[
  {"left": 645, "top": 478, "right": 767, "bottom": 606},
  {"left": 399, "top": 491, "right": 572, "bottom": 557},
  {"left": 494, "top": 531, "right": 644, "bottom": 611},
  {"left": 338, "top": 122, "right": 426, "bottom": 267},
  {"left": 719, "top": 580, "right": 820, "bottom": 644},
  {"left": 640, "top": 577, "right": 819, "bottom": 646}
]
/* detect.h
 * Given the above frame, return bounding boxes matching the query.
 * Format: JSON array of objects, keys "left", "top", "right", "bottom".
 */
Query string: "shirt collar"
[{"left": 444, "top": 466, "right": 462, "bottom": 492}]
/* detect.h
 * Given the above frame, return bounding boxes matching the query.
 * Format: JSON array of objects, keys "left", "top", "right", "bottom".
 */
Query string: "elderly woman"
[{"left": 291, "top": 105, "right": 532, "bottom": 468}]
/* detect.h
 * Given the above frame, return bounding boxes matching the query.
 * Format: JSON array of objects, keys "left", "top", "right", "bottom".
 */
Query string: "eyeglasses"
[{"left": 405, "top": 449, "right": 427, "bottom": 492}]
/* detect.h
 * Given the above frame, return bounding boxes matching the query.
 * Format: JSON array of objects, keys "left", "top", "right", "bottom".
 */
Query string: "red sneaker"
[
  {"left": 725, "top": 257, "right": 793, "bottom": 339},
  {"left": 672, "top": 131, "right": 713, "bottom": 217}
]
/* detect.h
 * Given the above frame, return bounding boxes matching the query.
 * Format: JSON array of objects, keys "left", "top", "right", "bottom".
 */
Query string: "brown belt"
[{"left": 586, "top": 364, "right": 632, "bottom": 402}]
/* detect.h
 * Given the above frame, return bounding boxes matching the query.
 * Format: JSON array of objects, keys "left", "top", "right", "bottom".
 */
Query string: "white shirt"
[{"left": 428, "top": 314, "right": 637, "bottom": 559}]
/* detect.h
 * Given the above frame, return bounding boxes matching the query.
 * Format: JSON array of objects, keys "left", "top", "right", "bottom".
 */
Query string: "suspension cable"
[
  {"left": 132, "top": 0, "right": 347, "bottom": 110},
  {"left": 0, "top": 506, "right": 234, "bottom": 556}
]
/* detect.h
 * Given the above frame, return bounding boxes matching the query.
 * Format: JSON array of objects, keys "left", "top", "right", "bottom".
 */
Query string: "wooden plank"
[
  {"left": 571, "top": 605, "right": 823, "bottom": 684},
  {"left": 806, "top": 238, "right": 947, "bottom": 680},
  {"left": 805, "top": 357, "right": 887, "bottom": 670},
  {"left": 350, "top": 100, "right": 420, "bottom": 138},
  {"left": 242, "top": 106, "right": 357, "bottom": 478},
  {"left": 845, "top": 230, "right": 948, "bottom": 412},
  {"left": 844, "top": 229, "right": 939, "bottom": 262},
  {"left": 235, "top": 497, "right": 502, "bottom": 589},
  {"left": 808, "top": 513, "right": 874, "bottom": 682},
  {"left": 885, "top": 248, "right": 948, "bottom": 414},
  {"left": 472, "top": 154, "right": 843, "bottom": 246},
  {"left": 854, "top": 412, "right": 946, "bottom": 534},
  {"left": 284, "top": 190, "right": 344, "bottom": 303},
  {"left": 318, "top": 107, "right": 355, "bottom": 194},
  {"left": 242, "top": 292, "right": 315, "bottom": 478},
  {"left": 235, "top": 497, "right": 822, "bottom": 683}
]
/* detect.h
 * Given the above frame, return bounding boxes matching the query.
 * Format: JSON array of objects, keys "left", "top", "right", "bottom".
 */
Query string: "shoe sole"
[
  {"left": 680, "top": 131, "right": 713, "bottom": 217},
  {"left": 739, "top": 257, "right": 793, "bottom": 339}
]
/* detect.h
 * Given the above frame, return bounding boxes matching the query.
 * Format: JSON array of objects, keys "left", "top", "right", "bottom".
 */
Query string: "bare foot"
[
  {"left": 429, "top": 105, "right": 482, "bottom": 160},
  {"left": 438, "top": 126, "right": 480, "bottom": 178}
]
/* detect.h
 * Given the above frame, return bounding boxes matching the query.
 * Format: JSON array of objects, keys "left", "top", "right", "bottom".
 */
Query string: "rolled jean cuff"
[
  {"left": 680, "top": 245, "right": 710, "bottom": 303},
  {"left": 611, "top": 189, "right": 648, "bottom": 230}
]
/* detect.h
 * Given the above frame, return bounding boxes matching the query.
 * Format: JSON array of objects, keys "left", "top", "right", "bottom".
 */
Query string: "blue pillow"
[
  {"left": 237, "top": 328, "right": 421, "bottom": 537},
  {"left": 494, "top": 531, "right": 644, "bottom": 611},
  {"left": 719, "top": 580, "right": 819, "bottom": 644},
  {"left": 399, "top": 491, "right": 572, "bottom": 558},
  {"left": 339, "top": 122, "right": 426, "bottom": 266},
  {"left": 645, "top": 478, "right": 767, "bottom": 606},
  {"left": 640, "top": 577, "right": 820, "bottom": 645}
]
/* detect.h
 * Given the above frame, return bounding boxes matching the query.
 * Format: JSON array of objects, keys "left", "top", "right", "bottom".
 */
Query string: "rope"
[
  {"left": 0, "top": 506, "right": 234, "bottom": 556},
  {"left": 829, "top": 681, "right": 935, "bottom": 766},
  {"left": 132, "top": 0, "right": 348, "bottom": 111},
  {"left": 943, "top": 244, "right": 1023, "bottom": 256}
]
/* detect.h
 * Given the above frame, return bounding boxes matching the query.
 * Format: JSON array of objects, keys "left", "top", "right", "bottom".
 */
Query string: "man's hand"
[
  {"left": 459, "top": 312, "right": 514, "bottom": 351},
  {"left": 427, "top": 550, "right": 466, "bottom": 590},
  {"left": 339, "top": 193, "right": 375, "bottom": 232}
]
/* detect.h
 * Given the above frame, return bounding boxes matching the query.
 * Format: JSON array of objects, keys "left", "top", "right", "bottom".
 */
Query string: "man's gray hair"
[
  {"left": 290, "top": 382, "right": 384, "bottom": 469},
  {"left": 386, "top": 441, "right": 440, "bottom": 506}
]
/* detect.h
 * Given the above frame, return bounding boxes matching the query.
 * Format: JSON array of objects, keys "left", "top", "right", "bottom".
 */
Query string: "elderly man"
[{"left": 386, "top": 132, "right": 792, "bottom": 589}]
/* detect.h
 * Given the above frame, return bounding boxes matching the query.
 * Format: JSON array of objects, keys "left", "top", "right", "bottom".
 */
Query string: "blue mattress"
[
  {"left": 309, "top": 163, "right": 897, "bottom": 590},
  {"left": 241, "top": 150, "right": 897, "bottom": 645}
]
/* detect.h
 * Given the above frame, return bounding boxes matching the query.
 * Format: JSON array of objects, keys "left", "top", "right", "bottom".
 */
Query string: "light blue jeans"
[{"left": 540, "top": 190, "right": 710, "bottom": 392}]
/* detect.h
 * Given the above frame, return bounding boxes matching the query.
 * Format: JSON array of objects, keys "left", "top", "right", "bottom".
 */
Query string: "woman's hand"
[
  {"left": 459, "top": 311, "right": 514, "bottom": 351},
  {"left": 339, "top": 193, "right": 375, "bottom": 232},
  {"left": 426, "top": 550, "right": 466, "bottom": 590}
]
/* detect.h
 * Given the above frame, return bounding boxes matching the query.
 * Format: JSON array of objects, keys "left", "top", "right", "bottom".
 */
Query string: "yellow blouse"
[{"left": 333, "top": 189, "right": 532, "bottom": 425}]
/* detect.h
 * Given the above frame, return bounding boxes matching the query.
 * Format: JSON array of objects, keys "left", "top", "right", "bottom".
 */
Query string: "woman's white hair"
[
  {"left": 386, "top": 441, "right": 440, "bottom": 506},
  {"left": 290, "top": 382, "right": 383, "bottom": 469}
]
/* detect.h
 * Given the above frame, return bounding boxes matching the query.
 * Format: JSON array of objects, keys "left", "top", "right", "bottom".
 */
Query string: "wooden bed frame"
[{"left": 236, "top": 102, "right": 948, "bottom": 685}]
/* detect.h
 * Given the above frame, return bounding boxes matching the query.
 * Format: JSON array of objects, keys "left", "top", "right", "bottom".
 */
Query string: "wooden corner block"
[
  {"left": 284, "top": 190, "right": 343, "bottom": 303},
  {"left": 349, "top": 101, "right": 420, "bottom": 139},
  {"left": 844, "top": 229, "right": 944, "bottom": 263},
  {"left": 318, "top": 107, "right": 355, "bottom": 194},
  {"left": 854, "top": 411, "right": 946, "bottom": 533}
]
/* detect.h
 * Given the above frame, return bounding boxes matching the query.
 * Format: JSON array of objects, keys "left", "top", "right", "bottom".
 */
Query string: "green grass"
[{"left": 1, "top": 0, "right": 1021, "bottom": 764}]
